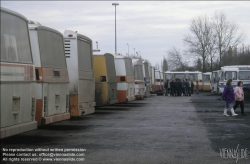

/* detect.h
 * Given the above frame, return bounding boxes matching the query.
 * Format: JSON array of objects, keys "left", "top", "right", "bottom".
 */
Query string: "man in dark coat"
[
  {"left": 164, "top": 80, "right": 169, "bottom": 96},
  {"left": 178, "top": 79, "right": 182, "bottom": 96},
  {"left": 170, "top": 80, "right": 174, "bottom": 96},
  {"left": 174, "top": 79, "right": 178, "bottom": 96}
]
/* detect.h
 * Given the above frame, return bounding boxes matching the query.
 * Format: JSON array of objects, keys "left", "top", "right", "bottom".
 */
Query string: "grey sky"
[{"left": 2, "top": 1, "right": 250, "bottom": 67}]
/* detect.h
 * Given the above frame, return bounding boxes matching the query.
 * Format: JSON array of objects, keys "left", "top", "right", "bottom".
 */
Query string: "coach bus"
[
  {"left": 202, "top": 72, "right": 212, "bottom": 91},
  {"left": 93, "top": 53, "right": 118, "bottom": 106},
  {"left": 63, "top": 30, "right": 95, "bottom": 116},
  {"left": 112, "top": 53, "right": 135, "bottom": 103},
  {"left": 211, "top": 70, "right": 221, "bottom": 93},
  {"left": 218, "top": 65, "right": 250, "bottom": 100},
  {"left": 28, "top": 21, "right": 70, "bottom": 126},
  {"left": 132, "top": 58, "right": 145, "bottom": 99},
  {"left": 1, "top": 7, "right": 37, "bottom": 138}
]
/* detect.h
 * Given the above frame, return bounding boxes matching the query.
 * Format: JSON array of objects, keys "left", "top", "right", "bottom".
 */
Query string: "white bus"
[
  {"left": 202, "top": 72, "right": 212, "bottom": 91},
  {"left": 211, "top": 70, "right": 221, "bottom": 93},
  {"left": 153, "top": 69, "right": 164, "bottom": 94},
  {"left": 1, "top": 7, "right": 37, "bottom": 138},
  {"left": 112, "top": 53, "right": 135, "bottom": 103},
  {"left": 63, "top": 30, "right": 95, "bottom": 116},
  {"left": 150, "top": 66, "right": 155, "bottom": 93},
  {"left": 29, "top": 21, "right": 70, "bottom": 126},
  {"left": 218, "top": 65, "right": 250, "bottom": 100},
  {"left": 148, "top": 63, "right": 152, "bottom": 92},
  {"left": 164, "top": 71, "right": 203, "bottom": 90},
  {"left": 132, "top": 58, "right": 145, "bottom": 99}
]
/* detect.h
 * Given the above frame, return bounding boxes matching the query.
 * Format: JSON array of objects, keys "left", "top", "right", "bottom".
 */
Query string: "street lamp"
[
  {"left": 127, "top": 43, "right": 129, "bottom": 56},
  {"left": 93, "top": 41, "right": 100, "bottom": 52},
  {"left": 112, "top": 3, "right": 119, "bottom": 54}
]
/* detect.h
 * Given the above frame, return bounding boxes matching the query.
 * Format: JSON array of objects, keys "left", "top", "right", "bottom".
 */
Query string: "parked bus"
[
  {"left": 93, "top": 53, "right": 118, "bottom": 106},
  {"left": 63, "top": 30, "right": 95, "bottom": 116},
  {"left": 150, "top": 66, "right": 155, "bottom": 93},
  {"left": 112, "top": 53, "right": 135, "bottom": 103},
  {"left": 164, "top": 71, "right": 203, "bottom": 90},
  {"left": 0, "top": 7, "right": 37, "bottom": 138},
  {"left": 28, "top": 21, "right": 70, "bottom": 126},
  {"left": 132, "top": 58, "right": 145, "bottom": 99},
  {"left": 202, "top": 72, "right": 212, "bottom": 91},
  {"left": 143, "top": 61, "right": 150, "bottom": 97},
  {"left": 160, "top": 71, "right": 164, "bottom": 90},
  {"left": 154, "top": 69, "right": 164, "bottom": 95},
  {"left": 211, "top": 70, "right": 221, "bottom": 93},
  {"left": 218, "top": 65, "right": 250, "bottom": 100},
  {"left": 148, "top": 63, "right": 152, "bottom": 92}
]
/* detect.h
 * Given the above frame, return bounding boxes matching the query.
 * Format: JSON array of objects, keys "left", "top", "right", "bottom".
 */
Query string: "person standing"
[
  {"left": 233, "top": 81, "right": 246, "bottom": 116},
  {"left": 170, "top": 80, "right": 174, "bottom": 96},
  {"left": 168, "top": 80, "right": 171, "bottom": 96},
  {"left": 174, "top": 79, "right": 178, "bottom": 96},
  {"left": 164, "top": 79, "right": 169, "bottom": 96},
  {"left": 182, "top": 79, "right": 186, "bottom": 96},
  {"left": 191, "top": 81, "right": 194, "bottom": 94},
  {"left": 185, "top": 79, "right": 191, "bottom": 96},
  {"left": 178, "top": 79, "right": 182, "bottom": 96},
  {"left": 195, "top": 81, "right": 199, "bottom": 94},
  {"left": 222, "top": 79, "right": 238, "bottom": 116}
]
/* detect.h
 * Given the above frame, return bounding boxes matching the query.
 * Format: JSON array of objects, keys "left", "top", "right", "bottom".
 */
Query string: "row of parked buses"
[
  {"left": 211, "top": 65, "right": 250, "bottom": 100},
  {"left": 163, "top": 66, "right": 250, "bottom": 100},
  {"left": 0, "top": 7, "right": 166, "bottom": 139}
]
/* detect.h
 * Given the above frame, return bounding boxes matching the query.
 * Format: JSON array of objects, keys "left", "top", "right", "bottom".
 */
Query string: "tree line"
[{"left": 158, "top": 11, "right": 249, "bottom": 73}]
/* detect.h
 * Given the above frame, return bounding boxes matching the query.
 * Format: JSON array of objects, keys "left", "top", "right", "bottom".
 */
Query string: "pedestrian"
[
  {"left": 191, "top": 81, "right": 194, "bottom": 94},
  {"left": 233, "top": 81, "right": 246, "bottom": 116},
  {"left": 221, "top": 79, "right": 238, "bottom": 116},
  {"left": 185, "top": 79, "right": 191, "bottom": 96},
  {"left": 182, "top": 79, "right": 186, "bottom": 96},
  {"left": 174, "top": 79, "right": 178, "bottom": 96},
  {"left": 170, "top": 80, "right": 174, "bottom": 96},
  {"left": 164, "top": 79, "right": 169, "bottom": 96},
  {"left": 178, "top": 79, "right": 182, "bottom": 96},
  {"left": 195, "top": 81, "right": 199, "bottom": 94},
  {"left": 168, "top": 80, "right": 171, "bottom": 95}
]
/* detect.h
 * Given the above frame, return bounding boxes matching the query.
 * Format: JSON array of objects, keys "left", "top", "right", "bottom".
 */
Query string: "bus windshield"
[
  {"left": 165, "top": 73, "right": 172, "bottom": 80},
  {"left": 225, "top": 71, "right": 237, "bottom": 80},
  {"left": 203, "top": 75, "right": 210, "bottom": 80},
  {"left": 174, "top": 73, "right": 185, "bottom": 79},
  {"left": 188, "top": 74, "right": 197, "bottom": 81},
  {"left": 1, "top": 11, "right": 32, "bottom": 63},
  {"left": 239, "top": 71, "right": 250, "bottom": 80}
]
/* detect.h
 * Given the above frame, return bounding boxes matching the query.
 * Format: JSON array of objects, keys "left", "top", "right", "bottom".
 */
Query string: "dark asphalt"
[{"left": 1, "top": 92, "right": 250, "bottom": 164}]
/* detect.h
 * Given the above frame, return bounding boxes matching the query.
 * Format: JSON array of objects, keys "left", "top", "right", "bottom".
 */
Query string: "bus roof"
[{"left": 1, "top": 7, "right": 28, "bottom": 22}]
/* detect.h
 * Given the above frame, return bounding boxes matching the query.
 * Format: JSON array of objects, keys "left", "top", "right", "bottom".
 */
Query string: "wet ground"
[{"left": 1, "top": 92, "right": 250, "bottom": 164}]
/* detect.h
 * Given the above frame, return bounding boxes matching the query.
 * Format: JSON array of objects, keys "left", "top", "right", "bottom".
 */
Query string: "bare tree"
[
  {"left": 184, "top": 15, "right": 213, "bottom": 73},
  {"left": 167, "top": 47, "right": 186, "bottom": 71},
  {"left": 206, "top": 33, "right": 217, "bottom": 71},
  {"left": 213, "top": 11, "right": 244, "bottom": 67}
]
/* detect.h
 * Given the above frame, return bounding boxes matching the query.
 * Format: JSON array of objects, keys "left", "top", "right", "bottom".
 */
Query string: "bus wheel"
[{"left": 243, "top": 89, "right": 250, "bottom": 100}]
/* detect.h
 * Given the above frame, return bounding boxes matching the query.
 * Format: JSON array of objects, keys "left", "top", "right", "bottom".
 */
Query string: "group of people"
[
  {"left": 222, "top": 79, "right": 246, "bottom": 116},
  {"left": 164, "top": 79, "right": 200, "bottom": 96}
]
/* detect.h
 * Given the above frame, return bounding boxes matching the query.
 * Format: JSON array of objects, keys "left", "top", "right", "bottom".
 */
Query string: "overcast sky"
[{"left": 2, "top": 1, "right": 250, "bottom": 67}]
